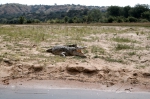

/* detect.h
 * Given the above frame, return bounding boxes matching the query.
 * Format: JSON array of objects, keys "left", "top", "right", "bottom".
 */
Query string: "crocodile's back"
[{"left": 50, "top": 46, "right": 75, "bottom": 56}]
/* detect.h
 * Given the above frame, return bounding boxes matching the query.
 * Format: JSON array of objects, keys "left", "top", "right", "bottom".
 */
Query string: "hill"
[
  {"left": 0, "top": 3, "right": 108, "bottom": 23},
  {"left": 0, "top": 3, "right": 149, "bottom": 24},
  {"left": 0, "top": 3, "right": 107, "bottom": 15}
]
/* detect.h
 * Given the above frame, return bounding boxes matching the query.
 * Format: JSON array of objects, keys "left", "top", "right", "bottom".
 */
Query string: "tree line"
[{"left": 0, "top": 4, "right": 150, "bottom": 24}]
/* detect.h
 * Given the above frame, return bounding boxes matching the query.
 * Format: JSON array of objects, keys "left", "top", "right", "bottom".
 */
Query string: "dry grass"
[{"left": 0, "top": 24, "right": 150, "bottom": 65}]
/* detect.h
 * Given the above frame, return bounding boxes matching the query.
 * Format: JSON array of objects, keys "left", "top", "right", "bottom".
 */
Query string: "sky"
[{"left": 0, "top": 0, "right": 150, "bottom": 7}]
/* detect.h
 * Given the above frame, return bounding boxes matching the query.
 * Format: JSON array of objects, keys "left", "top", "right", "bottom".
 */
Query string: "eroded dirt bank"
[{"left": 0, "top": 58, "right": 150, "bottom": 92}]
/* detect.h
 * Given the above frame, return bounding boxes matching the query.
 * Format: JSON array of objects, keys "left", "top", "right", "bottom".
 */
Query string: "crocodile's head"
[{"left": 73, "top": 48, "right": 87, "bottom": 58}]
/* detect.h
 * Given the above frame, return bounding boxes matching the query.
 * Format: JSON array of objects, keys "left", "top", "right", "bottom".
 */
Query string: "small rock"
[
  {"left": 66, "top": 65, "right": 84, "bottom": 72},
  {"left": 3, "top": 58, "right": 13, "bottom": 66},
  {"left": 143, "top": 73, "right": 150, "bottom": 77},
  {"left": 83, "top": 66, "right": 98, "bottom": 73},
  {"left": 28, "top": 64, "right": 44, "bottom": 72},
  {"left": 2, "top": 79, "right": 9, "bottom": 85}
]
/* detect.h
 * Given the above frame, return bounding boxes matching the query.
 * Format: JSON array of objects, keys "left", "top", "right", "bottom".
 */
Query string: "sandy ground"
[{"left": 0, "top": 25, "right": 150, "bottom": 92}]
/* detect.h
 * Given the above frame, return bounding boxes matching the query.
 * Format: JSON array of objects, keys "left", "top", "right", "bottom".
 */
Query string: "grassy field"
[
  {"left": 0, "top": 23, "right": 150, "bottom": 63},
  {"left": 0, "top": 23, "right": 150, "bottom": 87}
]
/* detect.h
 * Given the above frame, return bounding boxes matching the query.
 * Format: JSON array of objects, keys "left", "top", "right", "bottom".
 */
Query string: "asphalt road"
[{"left": 0, "top": 87, "right": 150, "bottom": 99}]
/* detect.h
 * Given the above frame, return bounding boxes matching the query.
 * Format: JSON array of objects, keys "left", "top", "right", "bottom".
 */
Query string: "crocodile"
[{"left": 46, "top": 44, "right": 86, "bottom": 58}]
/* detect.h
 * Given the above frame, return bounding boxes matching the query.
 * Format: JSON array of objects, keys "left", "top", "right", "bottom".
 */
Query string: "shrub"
[
  {"left": 115, "top": 44, "right": 134, "bottom": 50},
  {"left": 139, "top": 19, "right": 149, "bottom": 23},
  {"left": 124, "top": 18, "right": 129, "bottom": 22},
  {"left": 128, "top": 52, "right": 136, "bottom": 56},
  {"left": 91, "top": 46, "right": 105, "bottom": 55},
  {"left": 117, "top": 18, "right": 123, "bottom": 23},
  {"left": 107, "top": 16, "right": 115, "bottom": 23},
  {"left": 113, "top": 37, "right": 137, "bottom": 43},
  {"left": 128, "top": 17, "right": 137, "bottom": 22},
  {"left": 116, "top": 16, "right": 124, "bottom": 23}
]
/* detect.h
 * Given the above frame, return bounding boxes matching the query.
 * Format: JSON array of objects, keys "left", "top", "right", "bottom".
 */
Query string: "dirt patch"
[{"left": 66, "top": 65, "right": 98, "bottom": 73}]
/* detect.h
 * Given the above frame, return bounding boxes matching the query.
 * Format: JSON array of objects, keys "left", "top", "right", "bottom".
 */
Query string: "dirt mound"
[
  {"left": 0, "top": 58, "right": 150, "bottom": 90},
  {"left": 0, "top": 56, "right": 150, "bottom": 89},
  {"left": 66, "top": 65, "right": 98, "bottom": 73}
]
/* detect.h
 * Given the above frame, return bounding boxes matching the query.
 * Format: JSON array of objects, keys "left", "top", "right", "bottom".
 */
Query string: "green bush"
[
  {"left": 124, "top": 18, "right": 129, "bottom": 22},
  {"left": 107, "top": 16, "right": 115, "bottom": 23},
  {"left": 128, "top": 17, "right": 137, "bottom": 22},
  {"left": 139, "top": 19, "right": 149, "bottom": 22},
  {"left": 116, "top": 16, "right": 124, "bottom": 23}
]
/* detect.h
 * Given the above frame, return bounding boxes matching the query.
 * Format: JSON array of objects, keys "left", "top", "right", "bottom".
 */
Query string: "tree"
[
  {"left": 83, "top": 15, "right": 88, "bottom": 23},
  {"left": 123, "top": 6, "right": 131, "bottom": 18},
  {"left": 0, "top": 18, "right": 7, "bottom": 24},
  {"left": 26, "top": 19, "right": 32, "bottom": 23},
  {"left": 117, "top": 16, "right": 124, "bottom": 23},
  {"left": 107, "top": 6, "right": 122, "bottom": 16},
  {"left": 88, "top": 9, "right": 102, "bottom": 22},
  {"left": 68, "top": 18, "right": 73, "bottom": 23},
  {"left": 87, "top": 15, "right": 92, "bottom": 23},
  {"left": 19, "top": 16, "right": 25, "bottom": 24},
  {"left": 141, "top": 11, "right": 150, "bottom": 21},
  {"left": 128, "top": 17, "right": 137, "bottom": 22},
  {"left": 35, "top": 19, "right": 40, "bottom": 23},
  {"left": 129, "top": 4, "right": 149, "bottom": 18},
  {"left": 72, "top": 16, "right": 79, "bottom": 23},
  {"left": 64, "top": 16, "right": 69, "bottom": 23},
  {"left": 107, "top": 16, "right": 115, "bottom": 23}
]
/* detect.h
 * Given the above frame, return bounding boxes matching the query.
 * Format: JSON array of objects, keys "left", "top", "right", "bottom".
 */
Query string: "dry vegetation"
[{"left": 0, "top": 24, "right": 150, "bottom": 90}]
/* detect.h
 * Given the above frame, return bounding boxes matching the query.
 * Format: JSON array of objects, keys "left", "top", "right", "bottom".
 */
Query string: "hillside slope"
[{"left": 0, "top": 3, "right": 107, "bottom": 15}]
